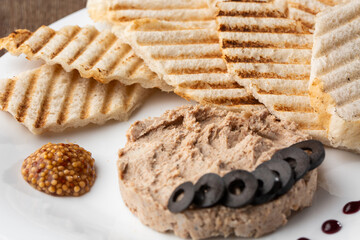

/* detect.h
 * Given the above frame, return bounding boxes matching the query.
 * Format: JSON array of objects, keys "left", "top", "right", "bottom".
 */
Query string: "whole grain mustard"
[{"left": 21, "top": 143, "right": 96, "bottom": 196}]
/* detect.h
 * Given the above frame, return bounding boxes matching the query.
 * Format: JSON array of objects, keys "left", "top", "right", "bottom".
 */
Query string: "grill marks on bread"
[
  {"left": 216, "top": 0, "right": 327, "bottom": 138},
  {"left": 0, "top": 65, "right": 150, "bottom": 134},
  {"left": 122, "top": 19, "right": 263, "bottom": 110},
  {"left": 0, "top": 25, "right": 171, "bottom": 91},
  {"left": 287, "top": 0, "right": 339, "bottom": 30},
  {"left": 90, "top": 0, "right": 262, "bottom": 110},
  {"left": 307, "top": 0, "right": 360, "bottom": 152},
  {"left": 15, "top": 70, "right": 40, "bottom": 123}
]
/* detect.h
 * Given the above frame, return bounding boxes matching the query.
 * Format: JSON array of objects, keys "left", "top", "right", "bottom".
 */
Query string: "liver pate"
[{"left": 118, "top": 105, "right": 317, "bottom": 239}]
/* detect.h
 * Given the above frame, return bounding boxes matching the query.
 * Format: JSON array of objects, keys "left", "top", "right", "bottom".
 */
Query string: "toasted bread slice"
[
  {"left": 310, "top": 0, "right": 360, "bottom": 152},
  {"left": 287, "top": 0, "right": 343, "bottom": 31},
  {"left": 0, "top": 25, "right": 172, "bottom": 91},
  {"left": 209, "top": 0, "right": 341, "bottom": 31},
  {"left": 216, "top": 0, "right": 328, "bottom": 142},
  {"left": 87, "top": 0, "right": 109, "bottom": 23},
  {"left": 0, "top": 64, "right": 152, "bottom": 134},
  {"left": 120, "top": 19, "right": 264, "bottom": 111},
  {"left": 87, "top": 0, "right": 216, "bottom": 26}
]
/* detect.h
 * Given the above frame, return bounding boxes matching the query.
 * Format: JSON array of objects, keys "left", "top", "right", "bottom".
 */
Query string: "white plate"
[{"left": 0, "top": 9, "right": 359, "bottom": 240}]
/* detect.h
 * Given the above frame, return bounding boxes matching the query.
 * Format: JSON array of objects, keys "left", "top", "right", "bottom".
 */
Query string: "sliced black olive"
[
  {"left": 222, "top": 170, "right": 258, "bottom": 208},
  {"left": 272, "top": 146, "right": 310, "bottom": 181},
  {"left": 168, "top": 181, "right": 195, "bottom": 213},
  {"left": 292, "top": 140, "right": 325, "bottom": 170},
  {"left": 194, "top": 173, "right": 225, "bottom": 208},
  {"left": 252, "top": 165, "right": 281, "bottom": 205},
  {"left": 261, "top": 158, "right": 294, "bottom": 196}
]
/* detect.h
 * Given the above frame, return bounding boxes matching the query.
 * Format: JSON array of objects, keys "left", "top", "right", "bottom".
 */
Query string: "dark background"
[{"left": 0, "top": 0, "right": 87, "bottom": 56}]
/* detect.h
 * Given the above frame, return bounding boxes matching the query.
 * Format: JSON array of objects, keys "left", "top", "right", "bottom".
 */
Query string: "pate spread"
[{"left": 118, "top": 105, "right": 317, "bottom": 239}]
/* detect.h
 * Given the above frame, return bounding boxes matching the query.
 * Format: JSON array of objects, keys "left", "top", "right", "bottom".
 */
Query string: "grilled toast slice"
[
  {"left": 216, "top": 0, "right": 328, "bottom": 142},
  {"left": 0, "top": 64, "right": 152, "bottom": 134},
  {"left": 87, "top": 0, "right": 216, "bottom": 26},
  {"left": 310, "top": 0, "right": 360, "bottom": 152},
  {"left": 0, "top": 25, "right": 172, "bottom": 91},
  {"left": 120, "top": 19, "right": 264, "bottom": 111}
]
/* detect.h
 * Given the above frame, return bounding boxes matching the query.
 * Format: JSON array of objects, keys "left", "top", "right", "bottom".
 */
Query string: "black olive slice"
[
  {"left": 261, "top": 158, "right": 294, "bottom": 196},
  {"left": 222, "top": 170, "right": 258, "bottom": 208},
  {"left": 272, "top": 146, "right": 310, "bottom": 181},
  {"left": 292, "top": 140, "right": 325, "bottom": 170},
  {"left": 194, "top": 173, "right": 225, "bottom": 208},
  {"left": 252, "top": 165, "right": 281, "bottom": 205},
  {"left": 168, "top": 181, "right": 195, "bottom": 213}
]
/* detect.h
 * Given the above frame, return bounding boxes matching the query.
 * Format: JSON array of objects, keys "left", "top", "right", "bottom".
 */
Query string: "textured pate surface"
[{"left": 118, "top": 105, "right": 317, "bottom": 239}]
